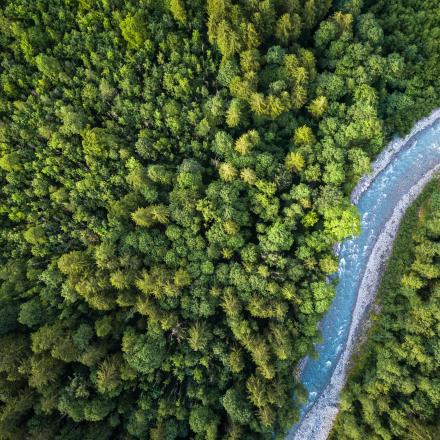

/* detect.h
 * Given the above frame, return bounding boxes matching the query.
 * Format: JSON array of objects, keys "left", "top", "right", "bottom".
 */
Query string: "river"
[{"left": 288, "top": 109, "right": 440, "bottom": 440}]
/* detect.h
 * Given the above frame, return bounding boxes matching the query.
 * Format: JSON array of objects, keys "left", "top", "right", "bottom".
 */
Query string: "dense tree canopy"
[{"left": 0, "top": 0, "right": 439, "bottom": 439}]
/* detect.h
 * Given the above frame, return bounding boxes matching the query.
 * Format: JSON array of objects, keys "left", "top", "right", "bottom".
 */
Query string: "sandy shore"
[{"left": 289, "top": 108, "right": 440, "bottom": 440}]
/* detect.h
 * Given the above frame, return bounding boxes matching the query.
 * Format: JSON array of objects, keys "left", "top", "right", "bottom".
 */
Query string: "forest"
[{"left": 0, "top": 0, "right": 439, "bottom": 439}]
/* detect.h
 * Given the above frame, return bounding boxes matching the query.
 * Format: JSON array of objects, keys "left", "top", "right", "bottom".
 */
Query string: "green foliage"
[
  {"left": 169, "top": 0, "right": 187, "bottom": 24},
  {"left": 0, "top": 0, "right": 438, "bottom": 438},
  {"left": 119, "top": 12, "right": 149, "bottom": 49},
  {"left": 368, "top": 0, "right": 440, "bottom": 135}
]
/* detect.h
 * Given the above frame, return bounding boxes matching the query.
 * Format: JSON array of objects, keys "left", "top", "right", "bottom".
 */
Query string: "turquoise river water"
[{"left": 289, "top": 111, "right": 440, "bottom": 439}]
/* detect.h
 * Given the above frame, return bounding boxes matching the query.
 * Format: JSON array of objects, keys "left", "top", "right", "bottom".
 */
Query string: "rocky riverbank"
[{"left": 289, "top": 108, "right": 440, "bottom": 440}]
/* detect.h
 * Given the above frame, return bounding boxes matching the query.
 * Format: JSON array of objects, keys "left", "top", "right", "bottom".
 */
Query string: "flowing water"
[{"left": 288, "top": 110, "right": 440, "bottom": 439}]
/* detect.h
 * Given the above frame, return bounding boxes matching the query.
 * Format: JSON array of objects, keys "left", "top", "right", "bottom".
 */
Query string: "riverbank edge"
[
  {"left": 351, "top": 108, "right": 440, "bottom": 205},
  {"left": 289, "top": 108, "right": 440, "bottom": 440},
  {"left": 296, "top": 107, "right": 440, "bottom": 378},
  {"left": 329, "top": 175, "right": 440, "bottom": 438}
]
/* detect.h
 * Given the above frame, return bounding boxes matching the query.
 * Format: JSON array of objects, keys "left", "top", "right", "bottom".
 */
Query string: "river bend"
[{"left": 288, "top": 109, "right": 440, "bottom": 440}]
